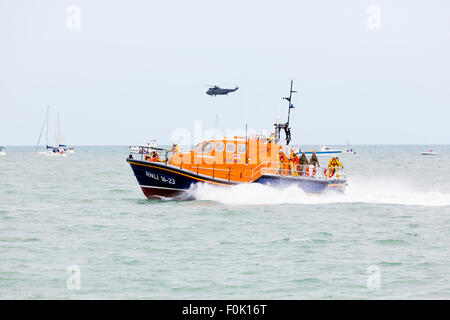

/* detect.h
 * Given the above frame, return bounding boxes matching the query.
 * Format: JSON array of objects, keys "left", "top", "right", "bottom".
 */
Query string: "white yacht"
[
  {"left": 421, "top": 149, "right": 438, "bottom": 156},
  {"left": 35, "top": 107, "right": 68, "bottom": 157},
  {"left": 319, "top": 145, "right": 342, "bottom": 153},
  {"left": 129, "top": 140, "right": 158, "bottom": 154},
  {"left": 301, "top": 145, "right": 342, "bottom": 156}
]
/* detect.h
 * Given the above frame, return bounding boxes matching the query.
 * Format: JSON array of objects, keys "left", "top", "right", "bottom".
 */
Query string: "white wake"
[{"left": 188, "top": 176, "right": 450, "bottom": 206}]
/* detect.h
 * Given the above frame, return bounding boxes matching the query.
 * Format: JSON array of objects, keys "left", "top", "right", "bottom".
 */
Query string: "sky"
[{"left": 1, "top": 0, "right": 449, "bottom": 146}]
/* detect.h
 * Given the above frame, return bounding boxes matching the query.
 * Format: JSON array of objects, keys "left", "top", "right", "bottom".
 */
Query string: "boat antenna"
[
  {"left": 285, "top": 80, "right": 297, "bottom": 127},
  {"left": 274, "top": 80, "right": 297, "bottom": 145}
]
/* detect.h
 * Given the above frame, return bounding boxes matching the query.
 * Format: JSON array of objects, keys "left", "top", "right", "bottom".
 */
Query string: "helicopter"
[{"left": 206, "top": 85, "right": 239, "bottom": 96}]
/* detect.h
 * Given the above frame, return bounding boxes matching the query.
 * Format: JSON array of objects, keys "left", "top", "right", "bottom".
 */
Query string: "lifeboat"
[{"left": 127, "top": 81, "right": 347, "bottom": 199}]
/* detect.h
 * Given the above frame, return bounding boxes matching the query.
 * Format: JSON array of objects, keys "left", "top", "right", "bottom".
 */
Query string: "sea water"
[{"left": 0, "top": 145, "right": 449, "bottom": 299}]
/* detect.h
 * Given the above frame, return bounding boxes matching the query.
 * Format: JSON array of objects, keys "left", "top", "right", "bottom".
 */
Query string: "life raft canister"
[{"left": 306, "top": 165, "right": 317, "bottom": 177}]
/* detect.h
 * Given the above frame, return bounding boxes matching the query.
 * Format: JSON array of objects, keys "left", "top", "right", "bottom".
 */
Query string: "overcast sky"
[{"left": 1, "top": 0, "right": 449, "bottom": 146}]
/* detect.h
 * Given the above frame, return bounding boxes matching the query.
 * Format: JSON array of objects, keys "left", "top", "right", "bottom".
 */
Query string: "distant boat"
[
  {"left": 129, "top": 140, "right": 158, "bottom": 154},
  {"left": 342, "top": 139, "right": 356, "bottom": 154},
  {"left": 0, "top": 146, "right": 6, "bottom": 156},
  {"left": 301, "top": 145, "right": 342, "bottom": 156},
  {"left": 35, "top": 106, "right": 68, "bottom": 157},
  {"left": 421, "top": 149, "right": 438, "bottom": 156}
]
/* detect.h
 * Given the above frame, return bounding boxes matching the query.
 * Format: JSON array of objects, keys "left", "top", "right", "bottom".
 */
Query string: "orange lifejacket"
[
  {"left": 282, "top": 154, "right": 289, "bottom": 174},
  {"left": 279, "top": 153, "right": 290, "bottom": 175}
]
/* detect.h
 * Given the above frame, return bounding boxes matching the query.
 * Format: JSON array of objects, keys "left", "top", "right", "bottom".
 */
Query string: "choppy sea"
[{"left": 1, "top": 145, "right": 449, "bottom": 299}]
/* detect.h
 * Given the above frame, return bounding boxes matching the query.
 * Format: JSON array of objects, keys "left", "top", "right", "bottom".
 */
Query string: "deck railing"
[{"left": 251, "top": 162, "right": 345, "bottom": 180}]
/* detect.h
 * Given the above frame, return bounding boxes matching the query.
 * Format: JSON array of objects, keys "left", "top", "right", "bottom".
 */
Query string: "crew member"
[
  {"left": 309, "top": 151, "right": 320, "bottom": 167},
  {"left": 289, "top": 151, "right": 298, "bottom": 176},
  {"left": 292, "top": 152, "right": 300, "bottom": 176},
  {"left": 327, "top": 156, "right": 343, "bottom": 178},
  {"left": 279, "top": 151, "right": 290, "bottom": 175},
  {"left": 279, "top": 151, "right": 284, "bottom": 175},
  {"left": 267, "top": 133, "right": 276, "bottom": 143},
  {"left": 150, "top": 151, "right": 160, "bottom": 162},
  {"left": 298, "top": 152, "right": 309, "bottom": 176},
  {"left": 169, "top": 143, "right": 180, "bottom": 154}
]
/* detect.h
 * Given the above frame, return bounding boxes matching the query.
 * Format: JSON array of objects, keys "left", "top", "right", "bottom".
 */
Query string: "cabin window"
[
  {"left": 199, "top": 142, "right": 213, "bottom": 153},
  {"left": 214, "top": 142, "right": 224, "bottom": 152},
  {"left": 237, "top": 144, "right": 246, "bottom": 154},
  {"left": 226, "top": 143, "right": 236, "bottom": 153}
]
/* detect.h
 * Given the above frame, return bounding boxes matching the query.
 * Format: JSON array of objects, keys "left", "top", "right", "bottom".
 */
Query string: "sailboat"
[
  {"left": 57, "top": 114, "right": 75, "bottom": 154},
  {"left": 0, "top": 146, "right": 6, "bottom": 156},
  {"left": 35, "top": 106, "right": 68, "bottom": 157}
]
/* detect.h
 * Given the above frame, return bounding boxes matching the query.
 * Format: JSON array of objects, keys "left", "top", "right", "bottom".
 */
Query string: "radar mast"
[{"left": 274, "top": 80, "right": 297, "bottom": 145}]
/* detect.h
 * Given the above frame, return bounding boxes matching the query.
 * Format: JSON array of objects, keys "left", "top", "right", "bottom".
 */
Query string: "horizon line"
[{"left": 2, "top": 143, "right": 450, "bottom": 147}]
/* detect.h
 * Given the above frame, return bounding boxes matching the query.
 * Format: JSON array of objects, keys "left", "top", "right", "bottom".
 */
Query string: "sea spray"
[{"left": 189, "top": 176, "right": 450, "bottom": 206}]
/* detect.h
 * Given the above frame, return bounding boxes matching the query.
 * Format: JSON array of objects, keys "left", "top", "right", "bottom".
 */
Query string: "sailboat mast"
[
  {"left": 46, "top": 105, "right": 49, "bottom": 147},
  {"left": 53, "top": 115, "right": 59, "bottom": 148},
  {"left": 34, "top": 107, "right": 47, "bottom": 153},
  {"left": 57, "top": 113, "right": 60, "bottom": 146}
]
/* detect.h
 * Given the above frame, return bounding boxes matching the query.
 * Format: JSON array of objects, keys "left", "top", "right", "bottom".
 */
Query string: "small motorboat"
[
  {"left": 301, "top": 145, "right": 342, "bottom": 156},
  {"left": 129, "top": 140, "right": 158, "bottom": 154},
  {"left": 341, "top": 139, "right": 356, "bottom": 154},
  {"left": 342, "top": 148, "right": 356, "bottom": 154},
  {"left": 319, "top": 145, "right": 342, "bottom": 153},
  {"left": 0, "top": 146, "right": 6, "bottom": 156},
  {"left": 421, "top": 149, "right": 438, "bottom": 156}
]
